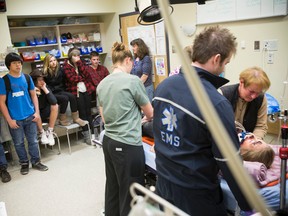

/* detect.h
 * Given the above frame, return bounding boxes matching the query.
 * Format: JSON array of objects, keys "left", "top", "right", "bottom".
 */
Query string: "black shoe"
[
  {"left": 32, "top": 162, "right": 48, "bottom": 171},
  {"left": 20, "top": 164, "right": 29, "bottom": 175},
  {"left": 0, "top": 168, "right": 11, "bottom": 183}
]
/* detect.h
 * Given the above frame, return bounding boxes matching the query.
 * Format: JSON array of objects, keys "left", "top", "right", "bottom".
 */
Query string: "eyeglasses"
[{"left": 244, "top": 87, "right": 262, "bottom": 96}]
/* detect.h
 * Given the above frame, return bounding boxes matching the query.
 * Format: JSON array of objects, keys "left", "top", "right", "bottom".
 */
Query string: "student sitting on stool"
[{"left": 30, "top": 69, "right": 58, "bottom": 146}]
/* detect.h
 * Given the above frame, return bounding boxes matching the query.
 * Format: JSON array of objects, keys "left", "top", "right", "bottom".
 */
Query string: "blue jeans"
[
  {"left": 145, "top": 84, "right": 154, "bottom": 102},
  {"left": 0, "top": 142, "right": 8, "bottom": 168},
  {"left": 9, "top": 115, "right": 40, "bottom": 165}
]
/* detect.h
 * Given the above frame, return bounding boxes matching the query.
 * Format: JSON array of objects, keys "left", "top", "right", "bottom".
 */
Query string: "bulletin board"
[
  {"left": 197, "top": 0, "right": 288, "bottom": 25},
  {"left": 119, "top": 12, "right": 169, "bottom": 89}
]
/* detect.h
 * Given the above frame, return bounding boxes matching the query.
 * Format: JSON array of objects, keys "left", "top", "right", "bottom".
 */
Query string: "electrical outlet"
[
  {"left": 263, "top": 40, "right": 278, "bottom": 51},
  {"left": 267, "top": 52, "right": 274, "bottom": 64}
]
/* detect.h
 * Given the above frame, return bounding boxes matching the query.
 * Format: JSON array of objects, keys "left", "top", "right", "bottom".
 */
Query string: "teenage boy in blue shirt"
[{"left": 0, "top": 52, "right": 48, "bottom": 175}]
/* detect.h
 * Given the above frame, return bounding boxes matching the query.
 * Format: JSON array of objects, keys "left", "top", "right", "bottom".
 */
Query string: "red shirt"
[
  {"left": 63, "top": 60, "right": 95, "bottom": 95},
  {"left": 87, "top": 64, "right": 109, "bottom": 88}
]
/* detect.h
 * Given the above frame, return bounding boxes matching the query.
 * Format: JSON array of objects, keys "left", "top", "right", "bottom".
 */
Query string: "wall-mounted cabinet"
[{"left": 9, "top": 22, "right": 106, "bottom": 67}]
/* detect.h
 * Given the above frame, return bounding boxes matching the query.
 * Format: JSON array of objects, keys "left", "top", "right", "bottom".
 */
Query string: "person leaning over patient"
[{"left": 220, "top": 67, "right": 271, "bottom": 139}]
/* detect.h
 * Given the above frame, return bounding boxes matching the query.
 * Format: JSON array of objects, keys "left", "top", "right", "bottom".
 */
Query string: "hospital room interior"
[{"left": 0, "top": 0, "right": 288, "bottom": 215}]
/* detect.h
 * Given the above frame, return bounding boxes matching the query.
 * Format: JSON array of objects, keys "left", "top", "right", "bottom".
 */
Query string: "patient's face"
[{"left": 241, "top": 134, "right": 268, "bottom": 150}]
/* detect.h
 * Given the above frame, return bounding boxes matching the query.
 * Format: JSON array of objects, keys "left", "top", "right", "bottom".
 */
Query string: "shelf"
[
  {"left": 23, "top": 53, "right": 107, "bottom": 63},
  {"left": 10, "top": 25, "right": 56, "bottom": 30},
  {"left": 61, "top": 40, "right": 100, "bottom": 45},
  {"left": 9, "top": 20, "right": 106, "bottom": 70},
  {"left": 16, "top": 44, "right": 59, "bottom": 49}
]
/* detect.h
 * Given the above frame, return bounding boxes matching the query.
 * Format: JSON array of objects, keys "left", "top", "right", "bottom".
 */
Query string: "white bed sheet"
[{"left": 143, "top": 142, "right": 156, "bottom": 171}]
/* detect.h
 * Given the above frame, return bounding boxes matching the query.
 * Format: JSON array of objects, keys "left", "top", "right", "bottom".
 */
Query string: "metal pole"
[{"left": 280, "top": 110, "right": 288, "bottom": 209}]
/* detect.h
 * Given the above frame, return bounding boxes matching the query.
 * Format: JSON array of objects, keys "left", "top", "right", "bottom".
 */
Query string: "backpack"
[{"left": 2, "top": 73, "right": 31, "bottom": 104}]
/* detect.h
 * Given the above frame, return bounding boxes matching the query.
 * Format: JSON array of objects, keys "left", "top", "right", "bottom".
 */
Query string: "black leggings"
[{"left": 54, "top": 91, "right": 78, "bottom": 114}]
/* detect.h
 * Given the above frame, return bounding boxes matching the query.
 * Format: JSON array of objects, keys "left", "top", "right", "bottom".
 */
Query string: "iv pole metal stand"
[{"left": 280, "top": 110, "right": 288, "bottom": 210}]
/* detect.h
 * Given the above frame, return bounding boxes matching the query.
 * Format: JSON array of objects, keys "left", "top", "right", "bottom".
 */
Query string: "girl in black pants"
[{"left": 43, "top": 54, "right": 86, "bottom": 127}]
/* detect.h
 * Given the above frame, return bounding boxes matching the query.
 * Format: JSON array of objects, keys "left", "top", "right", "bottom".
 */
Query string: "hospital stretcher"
[{"left": 141, "top": 136, "right": 288, "bottom": 212}]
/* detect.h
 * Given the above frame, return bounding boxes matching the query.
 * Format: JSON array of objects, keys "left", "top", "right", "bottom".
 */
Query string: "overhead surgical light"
[
  {"left": 135, "top": 0, "right": 173, "bottom": 25},
  {"left": 135, "top": 0, "right": 211, "bottom": 25}
]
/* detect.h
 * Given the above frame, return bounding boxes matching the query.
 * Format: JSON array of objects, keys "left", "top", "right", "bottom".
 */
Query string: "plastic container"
[
  {"left": 21, "top": 52, "right": 37, "bottom": 61},
  {"left": 45, "top": 37, "right": 57, "bottom": 44},
  {"left": 96, "top": 46, "right": 103, "bottom": 53},
  {"left": 35, "top": 37, "right": 46, "bottom": 45},
  {"left": 13, "top": 42, "right": 26, "bottom": 47},
  {"left": 26, "top": 36, "right": 36, "bottom": 46}
]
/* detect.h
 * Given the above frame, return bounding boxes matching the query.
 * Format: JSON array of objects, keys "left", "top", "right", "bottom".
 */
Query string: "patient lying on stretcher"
[
  {"left": 142, "top": 120, "right": 275, "bottom": 166},
  {"left": 222, "top": 133, "right": 287, "bottom": 212},
  {"left": 142, "top": 121, "right": 285, "bottom": 211},
  {"left": 240, "top": 133, "right": 275, "bottom": 168}
]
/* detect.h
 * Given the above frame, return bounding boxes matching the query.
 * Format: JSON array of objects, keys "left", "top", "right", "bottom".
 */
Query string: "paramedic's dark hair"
[
  {"left": 192, "top": 25, "right": 237, "bottom": 65},
  {"left": 111, "top": 42, "right": 132, "bottom": 64}
]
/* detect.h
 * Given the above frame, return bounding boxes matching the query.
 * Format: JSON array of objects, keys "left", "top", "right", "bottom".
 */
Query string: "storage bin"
[
  {"left": 93, "top": 33, "right": 101, "bottom": 41},
  {"left": 45, "top": 37, "right": 57, "bottom": 44},
  {"left": 26, "top": 36, "right": 36, "bottom": 46},
  {"left": 49, "top": 49, "right": 61, "bottom": 58},
  {"left": 13, "top": 42, "right": 26, "bottom": 47},
  {"left": 35, "top": 37, "right": 46, "bottom": 45},
  {"left": 21, "top": 52, "right": 37, "bottom": 61},
  {"left": 96, "top": 46, "right": 103, "bottom": 53}
]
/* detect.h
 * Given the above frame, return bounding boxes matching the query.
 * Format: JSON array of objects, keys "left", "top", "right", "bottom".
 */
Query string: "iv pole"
[{"left": 279, "top": 110, "right": 288, "bottom": 210}]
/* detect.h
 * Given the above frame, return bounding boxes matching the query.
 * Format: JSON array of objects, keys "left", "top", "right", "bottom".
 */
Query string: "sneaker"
[
  {"left": 32, "top": 162, "right": 48, "bottom": 171},
  {"left": 47, "top": 130, "right": 55, "bottom": 146},
  {"left": 40, "top": 131, "right": 49, "bottom": 145},
  {"left": 20, "top": 164, "right": 29, "bottom": 175},
  {"left": 0, "top": 168, "right": 11, "bottom": 183}
]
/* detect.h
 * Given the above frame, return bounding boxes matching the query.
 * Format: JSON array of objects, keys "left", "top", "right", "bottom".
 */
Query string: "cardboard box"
[{"left": 267, "top": 118, "right": 281, "bottom": 135}]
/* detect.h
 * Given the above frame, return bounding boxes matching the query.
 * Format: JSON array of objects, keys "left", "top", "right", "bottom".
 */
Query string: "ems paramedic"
[
  {"left": 220, "top": 67, "right": 271, "bottom": 139},
  {"left": 153, "top": 26, "right": 252, "bottom": 215}
]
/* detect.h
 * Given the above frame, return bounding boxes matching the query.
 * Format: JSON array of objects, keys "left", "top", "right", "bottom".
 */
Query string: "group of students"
[
  {"left": 0, "top": 48, "right": 110, "bottom": 183},
  {"left": 0, "top": 37, "right": 154, "bottom": 187}
]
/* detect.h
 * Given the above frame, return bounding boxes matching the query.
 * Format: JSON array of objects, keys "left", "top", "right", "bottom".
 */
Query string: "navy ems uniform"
[{"left": 153, "top": 68, "right": 252, "bottom": 215}]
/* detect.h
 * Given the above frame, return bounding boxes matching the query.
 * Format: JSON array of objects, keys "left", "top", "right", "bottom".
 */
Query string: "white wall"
[
  {"left": 107, "top": 2, "right": 288, "bottom": 108},
  {"left": 5, "top": 0, "right": 116, "bottom": 16},
  {"left": 0, "top": 0, "right": 287, "bottom": 108}
]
